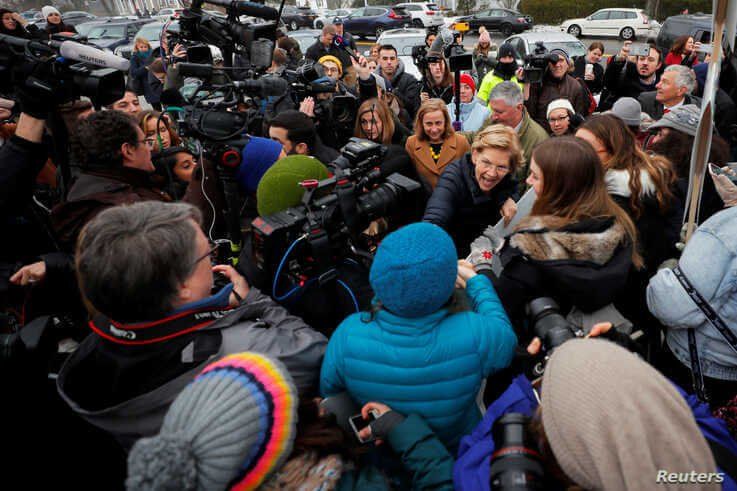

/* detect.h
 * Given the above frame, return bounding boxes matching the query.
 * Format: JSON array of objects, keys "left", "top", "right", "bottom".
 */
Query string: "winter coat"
[
  {"left": 648, "top": 206, "right": 737, "bottom": 381},
  {"left": 572, "top": 55, "right": 605, "bottom": 94},
  {"left": 42, "top": 22, "right": 77, "bottom": 38},
  {"left": 472, "top": 48, "right": 495, "bottom": 83},
  {"left": 405, "top": 132, "right": 470, "bottom": 191},
  {"left": 453, "top": 375, "right": 737, "bottom": 491},
  {"left": 143, "top": 70, "right": 163, "bottom": 106},
  {"left": 320, "top": 274, "right": 517, "bottom": 450},
  {"left": 476, "top": 72, "right": 523, "bottom": 104},
  {"left": 483, "top": 215, "right": 633, "bottom": 322},
  {"left": 305, "top": 40, "right": 352, "bottom": 74},
  {"left": 606, "top": 168, "right": 682, "bottom": 275},
  {"left": 128, "top": 51, "right": 152, "bottom": 96},
  {"left": 376, "top": 59, "right": 422, "bottom": 120},
  {"left": 421, "top": 78, "right": 453, "bottom": 105},
  {"left": 57, "top": 287, "right": 327, "bottom": 450},
  {"left": 638, "top": 91, "right": 702, "bottom": 120},
  {"left": 423, "top": 154, "right": 518, "bottom": 257},
  {"left": 525, "top": 72, "right": 590, "bottom": 132},
  {"left": 446, "top": 98, "right": 491, "bottom": 132},
  {"left": 665, "top": 52, "right": 698, "bottom": 67},
  {"left": 599, "top": 58, "right": 661, "bottom": 111}
]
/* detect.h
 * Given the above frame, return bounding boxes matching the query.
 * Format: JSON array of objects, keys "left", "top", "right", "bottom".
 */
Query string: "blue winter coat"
[
  {"left": 447, "top": 99, "right": 491, "bottom": 133},
  {"left": 453, "top": 376, "right": 737, "bottom": 491},
  {"left": 320, "top": 274, "right": 517, "bottom": 450}
]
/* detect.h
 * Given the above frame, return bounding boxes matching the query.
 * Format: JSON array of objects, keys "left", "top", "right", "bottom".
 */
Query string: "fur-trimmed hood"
[{"left": 510, "top": 215, "right": 627, "bottom": 265}]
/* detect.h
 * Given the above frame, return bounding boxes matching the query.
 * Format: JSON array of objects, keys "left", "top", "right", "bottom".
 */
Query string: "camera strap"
[
  {"left": 89, "top": 306, "right": 235, "bottom": 346},
  {"left": 672, "top": 266, "right": 737, "bottom": 403}
]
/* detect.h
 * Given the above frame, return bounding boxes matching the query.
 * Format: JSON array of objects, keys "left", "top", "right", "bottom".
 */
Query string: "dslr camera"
[
  {"left": 490, "top": 413, "right": 545, "bottom": 490},
  {"left": 526, "top": 297, "right": 583, "bottom": 377}
]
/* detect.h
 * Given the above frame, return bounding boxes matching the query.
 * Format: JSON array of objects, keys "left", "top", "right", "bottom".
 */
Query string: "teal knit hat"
[
  {"left": 369, "top": 223, "right": 458, "bottom": 318},
  {"left": 256, "top": 155, "right": 329, "bottom": 216}
]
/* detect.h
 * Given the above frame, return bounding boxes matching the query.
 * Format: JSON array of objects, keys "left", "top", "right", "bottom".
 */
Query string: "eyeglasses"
[
  {"left": 548, "top": 115, "right": 570, "bottom": 124},
  {"left": 477, "top": 161, "right": 510, "bottom": 174},
  {"left": 191, "top": 242, "right": 219, "bottom": 270}
]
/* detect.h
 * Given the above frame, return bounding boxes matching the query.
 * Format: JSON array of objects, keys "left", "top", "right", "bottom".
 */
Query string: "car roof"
[
  {"left": 381, "top": 27, "right": 426, "bottom": 36},
  {"left": 508, "top": 32, "right": 580, "bottom": 43},
  {"left": 290, "top": 29, "right": 322, "bottom": 36},
  {"left": 596, "top": 8, "right": 643, "bottom": 12}
]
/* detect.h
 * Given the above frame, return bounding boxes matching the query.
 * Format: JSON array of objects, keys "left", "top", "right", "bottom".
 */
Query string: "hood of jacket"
[
  {"left": 505, "top": 215, "right": 633, "bottom": 311},
  {"left": 377, "top": 58, "right": 407, "bottom": 86}
]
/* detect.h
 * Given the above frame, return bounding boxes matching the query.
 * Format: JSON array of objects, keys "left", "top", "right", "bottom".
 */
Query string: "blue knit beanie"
[
  {"left": 236, "top": 136, "right": 284, "bottom": 194},
  {"left": 369, "top": 223, "right": 457, "bottom": 318}
]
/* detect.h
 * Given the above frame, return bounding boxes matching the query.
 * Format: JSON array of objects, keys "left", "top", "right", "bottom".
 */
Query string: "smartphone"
[
  {"left": 349, "top": 411, "right": 378, "bottom": 444},
  {"left": 630, "top": 43, "right": 651, "bottom": 57},
  {"left": 695, "top": 44, "right": 713, "bottom": 55}
]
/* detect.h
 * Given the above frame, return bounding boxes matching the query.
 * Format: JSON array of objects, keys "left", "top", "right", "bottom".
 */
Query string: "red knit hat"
[{"left": 455, "top": 73, "right": 476, "bottom": 93}]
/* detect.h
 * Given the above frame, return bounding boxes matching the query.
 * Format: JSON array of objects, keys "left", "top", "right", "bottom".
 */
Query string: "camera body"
[
  {"left": 251, "top": 139, "right": 421, "bottom": 285},
  {"left": 523, "top": 41, "right": 558, "bottom": 84},
  {"left": 526, "top": 297, "right": 583, "bottom": 376}
]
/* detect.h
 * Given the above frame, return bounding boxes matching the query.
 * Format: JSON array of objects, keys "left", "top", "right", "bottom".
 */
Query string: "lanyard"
[{"left": 672, "top": 266, "right": 737, "bottom": 402}]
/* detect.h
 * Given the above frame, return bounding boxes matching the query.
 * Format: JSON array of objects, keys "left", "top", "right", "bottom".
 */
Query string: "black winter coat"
[
  {"left": 572, "top": 56, "right": 604, "bottom": 94},
  {"left": 423, "top": 154, "right": 518, "bottom": 257},
  {"left": 482, "top": 215, "right": 633, "bottom": 325},
  {"left": 599, "top": 58, "right": 660, "bottom": 112}
]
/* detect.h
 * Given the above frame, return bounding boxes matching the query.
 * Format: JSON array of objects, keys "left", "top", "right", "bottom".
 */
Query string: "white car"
[
  {"left": 504, "top": 32, "right": 586, "bottom": 66},
  {"left": 375, "top": 28, "right": 425, "bottom": 79},
  {"left": 395, "top": 2, "right": 444, "bottom": 28},
  {"left": 561, "top": 8, "right": 653, "bottom": 40},
  {"left": 314, "top": 9, "right": 352, "bottom": 29}
]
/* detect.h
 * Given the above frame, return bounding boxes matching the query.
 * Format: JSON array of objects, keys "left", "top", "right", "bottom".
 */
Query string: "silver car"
[{"left": 503, "top": 32, "right": 586, "bottom": 66}]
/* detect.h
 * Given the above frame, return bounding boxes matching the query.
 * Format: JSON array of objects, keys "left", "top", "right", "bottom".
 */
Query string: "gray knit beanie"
[
  {"left": 541, "top": 339, "right": 718, "bottom": 491},
  {"left": 126, "top": 352, "right": 298, "bottom": 491}
]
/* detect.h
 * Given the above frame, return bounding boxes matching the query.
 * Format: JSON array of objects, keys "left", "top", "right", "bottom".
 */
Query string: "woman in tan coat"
[{"left": 405, "top": 98, "right": 471, "bottom": 190}]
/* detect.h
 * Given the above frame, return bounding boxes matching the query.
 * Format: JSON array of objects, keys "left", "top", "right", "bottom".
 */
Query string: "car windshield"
[
  {"left": 380, "top": 35, "right": 425, "bottom": 56},
  {"left": 87, "top": 25, "right": 127, "bottom": 39},
  {"left": 427, "top": 4, "right": 440, "bottom": 10},
  {"left": 77, "top": 22, "right": 103, "bottom": 37},
  {"left": 137, "top": 24, "right": 164, "bottom": 41}
]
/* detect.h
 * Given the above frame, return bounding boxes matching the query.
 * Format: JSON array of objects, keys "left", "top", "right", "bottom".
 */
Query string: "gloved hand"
[
  {"left": 14, "top": 60, "right": 57, "bottom": 119},
  {"left": 709, "top": 164, "right": 737, "bottom": 208}
]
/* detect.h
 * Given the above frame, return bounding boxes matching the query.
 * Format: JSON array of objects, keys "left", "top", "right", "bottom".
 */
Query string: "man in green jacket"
[
  {"left": 466, "top": 81, "right": 548, "bottom": 185},
  {"left": 476, "top": 43, "right": 523, "bottom": 105}
]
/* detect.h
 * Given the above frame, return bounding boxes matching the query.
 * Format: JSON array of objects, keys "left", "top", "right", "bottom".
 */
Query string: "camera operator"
[
  {"left": 268, "top": 110, "right": 340, "bottom": 164},
  {"left": 454, "top": 339, "right": 734, "bottom": 490},
  {"left": 599, "top": 40, "right": 664, "bottom": 112},
  {"left": 521, "top": 48, "right": 590, "bottom": 133},
  {"left": 420, "top": 50, "right": 454, "bottom": 105},
  {"left": 477, "top": 43, "right": 523, "bottom": 105},
  {"left": 475, "top": 137, "right": 638, "bottom": 331},
  {"left": 375, "top": 44, "right": 422, "bottom": 121},
  {"left": 305, "top": 24, "right": 352, "bottom": 72},
  {"left": 56, "top": 201, "right": 327, "bottom": 449}
]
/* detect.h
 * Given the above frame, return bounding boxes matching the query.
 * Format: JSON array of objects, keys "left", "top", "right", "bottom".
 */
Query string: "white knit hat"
[
  {"left": 546, "top": 98, "right": 574, "bottom": 120},
  {"left": 41, "top": 6, "right": 61, "bottom": 19}
]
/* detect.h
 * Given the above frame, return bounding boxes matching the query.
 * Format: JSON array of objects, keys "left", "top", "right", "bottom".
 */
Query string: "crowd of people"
[{"left": 2, "top": 5, "right": 737, "bottom": 490}]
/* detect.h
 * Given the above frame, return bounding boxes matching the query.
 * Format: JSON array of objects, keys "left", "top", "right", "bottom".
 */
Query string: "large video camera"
[
  {"left": 523, "top": 41, "right": 559, "bottom": 84},
  {"left": 251, "top": 138, "right": 421, "bottom": 291},
  {"left": 0, "top": 33, "right": 128, "bottom": 107}
]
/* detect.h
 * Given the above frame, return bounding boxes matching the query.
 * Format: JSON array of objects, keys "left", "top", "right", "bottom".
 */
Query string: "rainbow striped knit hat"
[{"left": 126, "top": 352, "right": 298, "bottom": 491}]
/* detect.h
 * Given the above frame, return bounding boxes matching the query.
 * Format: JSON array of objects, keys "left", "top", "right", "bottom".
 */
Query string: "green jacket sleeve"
[{"left": 387, "top": 414, "right": 455, "bottom": 490}]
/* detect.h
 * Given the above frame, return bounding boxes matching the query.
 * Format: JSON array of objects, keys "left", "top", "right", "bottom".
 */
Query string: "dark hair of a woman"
[
  {"left": 530, "top": 137, "right": 643, "bottom": 268},
  {"left": 649, "top": 131, "right": 730, "bottom": 179},
  {"left": 578, "top": 114, "right": 675, "bottom": 219},
  {"left": 670, "top": 35, "right": 692, "bottom": 55}
]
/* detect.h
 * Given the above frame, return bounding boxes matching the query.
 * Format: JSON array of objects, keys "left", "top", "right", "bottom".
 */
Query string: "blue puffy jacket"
[{"left": 320, "top": 274, "right": 517, "bottom": 450}]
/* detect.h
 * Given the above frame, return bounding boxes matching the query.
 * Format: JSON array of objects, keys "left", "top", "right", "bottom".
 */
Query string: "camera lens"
[{"left": 490, "top": 413, "right": 544, "bottom": 491}]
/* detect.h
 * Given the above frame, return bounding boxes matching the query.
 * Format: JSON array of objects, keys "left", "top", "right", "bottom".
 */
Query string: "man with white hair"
[{"left": 638, "top": 64, "right": 701, "bottom": 120}]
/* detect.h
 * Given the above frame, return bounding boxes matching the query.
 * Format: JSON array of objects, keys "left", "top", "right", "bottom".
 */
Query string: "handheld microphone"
[
  {"left": 333, "top": 36, "right": 358, "bottom": 61},
  {"left": 199, "top": 0, "right": 278, "bottom": 20},
  {"left": 58, "top": 41, "right": 130, "bottom": 71}
]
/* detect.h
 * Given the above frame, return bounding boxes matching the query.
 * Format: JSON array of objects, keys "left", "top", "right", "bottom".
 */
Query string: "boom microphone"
[
  {"left": 429, "top": 28, "right": 455, "bottom": 55},
  {"left": 58, "top": 41, "right": 130, "bottom": 71},
  {"left": 199, "top": 0, "right": 278, "bottom": 20}
]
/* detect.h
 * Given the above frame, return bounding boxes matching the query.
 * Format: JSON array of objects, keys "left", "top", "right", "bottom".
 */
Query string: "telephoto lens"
[
  {"left": 527, "top": 297, "right": 578, "bottom": 352},
  {"left": 490, "top": 413, "right": 545, "bottom": 490}
]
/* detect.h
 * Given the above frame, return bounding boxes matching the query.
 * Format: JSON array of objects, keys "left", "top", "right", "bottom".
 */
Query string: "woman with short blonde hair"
[
  {"left": 406, "top": 99, "right": 470, "bottom": 190},
  {"left": 423, "top": 123, "right": 521, "bottom": 256}
]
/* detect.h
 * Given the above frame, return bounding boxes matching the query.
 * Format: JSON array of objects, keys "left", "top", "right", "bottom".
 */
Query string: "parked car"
[
  {"left": 20, "top": 10, "right": 39, "bottom": 21},
  {"left": 76, "top": 19, "right": 113, "bottom": 38},
  {"left": 504, "top": 32, "right": 586, "bottom": 66},
  {"left": 341, "top": 6, "right": 411, "bottom": 39},
  {"left": 561, "top": 8, "right": 652, "bottom": 40},
  {"left": 289, "top": 29, "right": 322, "bottom": 54},
  {"left": 314, "top": 9, "right": 352, "bottom": 29},
  {"left": 456, "top": 8, "right": 532, "bottom": 36},
  {"left": 155, "top": 8, "right": 184, "bottom": 20},
  {"left": 85, "top": 19, "right": 149, "bottom": 52},
  {"left": 282, "top": 6, "right": 319, "bottom": 31},
  {"left": 655, "top": 13, "right": 716, "bottom": 54},
  {"left": 375, "top": 27, "right": 425, "bottom": 79},
  {"left": 31, "top": 10, "right": 97, "bottom": 29},
  {"left": 395, "top": 3, "right": 443, "bottom": 28},
  {"left": 114, "top": 21, "right": 180, "bottom": 59}
]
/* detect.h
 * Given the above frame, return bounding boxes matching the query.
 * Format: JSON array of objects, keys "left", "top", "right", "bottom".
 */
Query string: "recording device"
[
  {"left": 629, "top": 42, "right": 651, "bottom": 57},
  {"left": 412, "top": 44, "right": 429, "bottom": 72},
  {"left": 523, "top": 41, "right": 558, "bottom": 84},
  {"left": 428, "top": 28, "right": 473, "bottom": 72},
  {"left": 490, "top": 413, "right": 545, "bottom": 491},
  {"left": 709, "top": 163, "right": 737, "bottom": 182},
  {"left": 526, "top": 297, "right": 583, "bottom": 377},
  {"left": 695, "top": 44, "right": 713, "bottom": 55},
  {"left": 333, "top": 35, "right": 358, "bottom": 61},
  {"left": 0, "top": 33, "right": 127, "bottom": 106},
  {"left": 349, "top": 411, "right": 379, "bottom": 444},
  {"left": 251, "top": 139, "right": 421, "bottom": 290}
]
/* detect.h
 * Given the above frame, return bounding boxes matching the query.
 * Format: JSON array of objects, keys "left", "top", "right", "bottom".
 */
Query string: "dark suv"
[
  {"left": 341, "top": 6, "right": 411, "bottom": 39},
  {"left": 457, "top": 8, "right": 533, "bottom": 36},
  {"left": 656, "top": 13, "right": 717, "bottom": 54},
  {"left": 281, "top": 6, "right": 319, "bottom": 31},
  {"left": 84, "top": 19, "right": 148, "bottom": 52}
]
